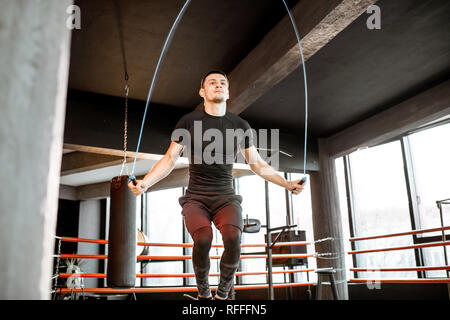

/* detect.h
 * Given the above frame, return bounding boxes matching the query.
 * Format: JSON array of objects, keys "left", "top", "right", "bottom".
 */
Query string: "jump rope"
[{"left": 127, "top": 0, "right": 308, "bottom": 189}]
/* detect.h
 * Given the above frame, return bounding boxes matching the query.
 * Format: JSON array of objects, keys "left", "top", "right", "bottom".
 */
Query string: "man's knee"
[
  {"left": 193, "top": 226, "right": 213, "bottom": 251},
  {"left": 221, "top": 225, "right": 241, "bottom": 251}
]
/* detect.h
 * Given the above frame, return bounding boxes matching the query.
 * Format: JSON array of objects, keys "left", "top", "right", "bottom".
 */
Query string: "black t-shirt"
[{"left": 171, "top": 109, "right": 254, "bottom": 195}]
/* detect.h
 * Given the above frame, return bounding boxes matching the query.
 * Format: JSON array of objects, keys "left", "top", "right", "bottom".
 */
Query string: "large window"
[
  {"left": 337, "top": 121, "right": 450, "bottom": 280},
  {"left": 408, "top": 124, "right": 450, "bottom": 230},
  {"left": 236, "top": 174, "right": 267, "bottom": 285},
  {"left": 142, "top": 188, "right": 184, "bottom": 286},
  {"left": 407, "top": 123, "right": 450, "bottom": 277},
  {"left": 347, "top": 141, "right": 416, "bottom": 279},
  {"left": 290, "top": 172, "right": 315, "bottom": 283}
]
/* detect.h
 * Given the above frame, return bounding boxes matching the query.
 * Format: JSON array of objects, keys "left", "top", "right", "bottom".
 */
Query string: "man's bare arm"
[
  {"left": 241, "top": 145, "right": 305, "bottom": 194},
  {"left": 128, "top": 141, "right": 184, "bottom": 196}
]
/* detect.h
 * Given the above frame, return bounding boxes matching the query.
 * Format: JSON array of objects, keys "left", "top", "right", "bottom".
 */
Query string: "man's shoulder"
[
  {"left": 174, "top": 110, "right": 204, "bottom": 129},
  {"left": 224, "top": 111, "right": 251, "bottom": 129},
  {"left": 178, "top": 109, "right": 204, "bottom": 122}
]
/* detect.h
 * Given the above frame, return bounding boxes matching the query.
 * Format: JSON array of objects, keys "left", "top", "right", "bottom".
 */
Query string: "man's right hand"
[{"left": 128, "top": 179, "right": 149, "bottom": 196}]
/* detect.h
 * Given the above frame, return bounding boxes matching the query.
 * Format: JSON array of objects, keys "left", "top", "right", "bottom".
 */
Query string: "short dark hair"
[{"left": 200, "top": 69, "right": 228, "bottom": 88}]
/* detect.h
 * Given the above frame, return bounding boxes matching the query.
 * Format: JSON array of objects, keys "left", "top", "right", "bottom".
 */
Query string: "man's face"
[{"left": 199, "top": 73, "right": 229, "bottom": 103}]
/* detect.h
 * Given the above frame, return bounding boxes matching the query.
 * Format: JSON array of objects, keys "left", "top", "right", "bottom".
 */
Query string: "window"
[
  {"left": 408, "top": 122, "right": 450, "bottom": 277},
  {"left": 268, "top": 175, "right": 291, "bottom": 284},
  {"left": 337, "top": 121, "right": 450, "bottom": 280},
  {"left": 347, "top": 141, "right": 417, "bottom": 279},
  {"left": 334, "top": 157, "right": 353, "bottom": 281},
  {"left": 237, "top": 172, "right": 314, "bottom": 285},
  {"left": 236, "top": 174, "right": 267, "bottom": 285},
  {"left": 408, "top": 123, "right": 450, "bottom": 231},
  {"left": 422, "top": 247, "right": 449, "bottom": 278},
  {"left": 143, "top": 188, "right": 184, "bottom": 286},
  {"left": 290, "top": 172, "right": 315, "bottom": 283}
]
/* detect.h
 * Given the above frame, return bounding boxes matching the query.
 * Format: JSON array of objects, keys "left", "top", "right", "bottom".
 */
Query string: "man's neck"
[{"left": 204, "top": 101, "right": 226, "bottom": 116}]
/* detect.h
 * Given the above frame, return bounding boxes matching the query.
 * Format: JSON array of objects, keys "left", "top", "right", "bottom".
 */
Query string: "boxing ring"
[
  {"left": 52, "top": 224, "right": 450, "bottom": 299},
  {"left": 52, "top": 235, "right": 316, "bottom": 298}
]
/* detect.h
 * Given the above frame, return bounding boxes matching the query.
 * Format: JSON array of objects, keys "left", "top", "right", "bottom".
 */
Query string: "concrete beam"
[
  {"left": 60, "top": 151, "right": 133, "bottom": 176},
  {"left": 60, "top": 167, "right": 255, "bottom": 201},
  {"left": 62, "top": 143, "right": 160, "bottom": 160},
  {"left": 59, "top": 184, "right": 78, "bottom": 201},
  {"left": 326, "top": 80, "right": 450, "bottom": 158},
  {"left": 196, "top": 0, "right": 377, "bottom": 114}
]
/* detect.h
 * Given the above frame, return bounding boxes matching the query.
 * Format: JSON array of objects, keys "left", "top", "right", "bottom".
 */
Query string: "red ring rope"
[
  {"left": 59, "top": 236, "right": 310, "bottom": 248},
  {"left": 349, "top": 278, "right": 450, "bottom": 284},
  {"left": 58, "top": 253, "right": 315, "bottom": 260},
  {"left": 56, "top": 282, "right": 314, "bottom": 294},
  {"left": 348, "top": 241, "right": 450, "bottom": 255},
  {"left": 58, "top": 268, "right": 315, "bottom": 279},
  {"left": 349, "top": 226, "right": 450, "bottom": 242},
  {"left": 350, "top": 266, "right": 450, "bottom": 272}
]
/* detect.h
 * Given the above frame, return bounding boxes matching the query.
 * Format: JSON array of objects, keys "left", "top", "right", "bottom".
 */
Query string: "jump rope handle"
[
  {"left": 129, "top": 175, "right": 137, "bottom": 186},
  {"left": 291, "top": 176, "right": 307, "bottom": 194}
]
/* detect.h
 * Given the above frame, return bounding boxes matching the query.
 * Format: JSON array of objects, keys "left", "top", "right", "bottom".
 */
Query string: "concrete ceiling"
[
  {"left": 67, "top": 0, "right": 450, "bottom": 138},
  {"left": 68, "top": 0, "right": 301, "bottom": 107},
  {"left": 241, "top": 0, "right": 450, "bottom": 137}
]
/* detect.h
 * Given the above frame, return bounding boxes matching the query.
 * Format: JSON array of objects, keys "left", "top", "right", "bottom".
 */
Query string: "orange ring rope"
[
  {"left": 59, "top": 236, "right": 310, "bottom": 248},
  {"left": 137, "top": 241, "right": 310, "bottom": 248},
  {"left": 349, "top": 278, "right": 450, "bottom": 284},
  {"left": 56, "top": 282, "right": 314, "bottom": 294},
  {"left": 350, "top": 266, "right": 450, "bottom": 272},
  {"left": 58, "top": 253, "right": 315, "bottom": 260},
  {"left": 60, "top": 237, "right": 108, "bottom": 245},
  {"left": 348, "top": 241, "right": 450, "bottom": 255},
  {"left": 59, "top": 254, "right": 108, "bottom": 259},
  {"left": 59, "top": 273, "right": 107, "bottom": 278},
  {"left": 58, "top": 268, "right": 315, "bottom": 279},
  {"left": 349, "top": 226, "right": 450, "bottom": 242}
]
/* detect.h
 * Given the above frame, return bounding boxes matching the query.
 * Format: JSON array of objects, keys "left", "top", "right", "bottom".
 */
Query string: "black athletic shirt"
[{"left": 171, "top": 109, "right": 254, "bottom": 196}]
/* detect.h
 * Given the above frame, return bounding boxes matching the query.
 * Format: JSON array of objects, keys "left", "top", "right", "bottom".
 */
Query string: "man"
[{"left": 128, "top": 70, "right": 306, "bottom": 299}]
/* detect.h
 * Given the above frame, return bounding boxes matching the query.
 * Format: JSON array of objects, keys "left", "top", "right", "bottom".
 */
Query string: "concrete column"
[
  {"left": 310, "top": 139, "right": 348, "bottom": 300},
  {"left": 78, "top": 200, "right": 104, "bottom": 288},
  {"left": 0, "top": 0, "right": 73, "bottom": 299}
]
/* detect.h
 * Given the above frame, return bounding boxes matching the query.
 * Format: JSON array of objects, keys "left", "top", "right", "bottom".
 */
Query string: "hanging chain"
[
  {"left": 52, "top": 237, "right": 62, "bottom": 299},
  {"left": 119, "top": 73, "right": 130, "bottom": 177},
  {"left": 114, "top": 0, "right": 130, "bottom": 177}
]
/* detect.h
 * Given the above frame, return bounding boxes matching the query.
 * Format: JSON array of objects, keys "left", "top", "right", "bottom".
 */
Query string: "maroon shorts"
[{"left": 179, "top": 190, "right": 243, "bottom": 236}]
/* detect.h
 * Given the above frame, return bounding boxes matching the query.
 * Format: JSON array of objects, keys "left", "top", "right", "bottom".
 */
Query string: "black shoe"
[
  {"left": 183, "top": 294, "right": 213, "bottom": 300},
  {"left": 214, "top": 293, "right": 228, "bottom": 300}
]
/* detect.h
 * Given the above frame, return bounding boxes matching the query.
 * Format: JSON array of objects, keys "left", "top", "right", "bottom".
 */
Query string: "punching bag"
[{"left": 107, "top": 175, "right": 136, "bottom": 288}]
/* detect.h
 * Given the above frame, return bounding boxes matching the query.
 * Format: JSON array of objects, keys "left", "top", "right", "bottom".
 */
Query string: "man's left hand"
[{"left": 286, "top": 179, "right": 306, "bottom": 195}]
